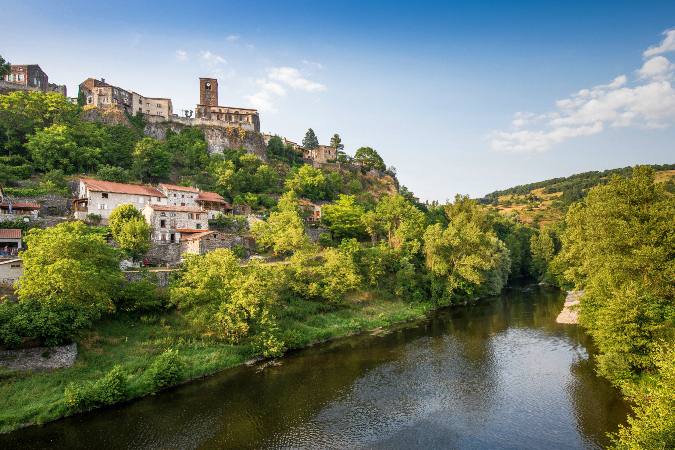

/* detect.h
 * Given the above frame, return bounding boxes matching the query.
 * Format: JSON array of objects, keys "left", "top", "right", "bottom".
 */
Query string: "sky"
[{"left": 2, "top": 0, "right": 675, "bottom": 201}]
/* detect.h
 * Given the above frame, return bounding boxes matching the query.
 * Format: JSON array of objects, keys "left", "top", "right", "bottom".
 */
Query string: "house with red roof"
[
  {"left": 74, "top": 178, "right": 167, "bottom": 222},
  {"left": 0, "top": 187, "right": 40, "bottom": 222},
  {"left": 142, "top": 204, "right": 208, "bottom": 244},
  {"left": 0, "top": 228, "right": 22, "bottom": 257},
  {"left": 158, "top": 183, "right": 232, "bottom": 219}
]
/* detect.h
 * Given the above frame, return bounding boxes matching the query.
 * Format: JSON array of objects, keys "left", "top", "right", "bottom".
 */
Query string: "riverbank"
[
  {"left": 0, "top": 291, "right": 437, "bottom": 434},
  {"left": 555, "top": 290, "right": 582, "bottom": 324}
]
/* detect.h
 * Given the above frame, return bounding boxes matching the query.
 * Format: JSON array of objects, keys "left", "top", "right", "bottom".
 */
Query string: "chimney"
[{"left": 101, "top": 78, "right": 105, "bottom": 83}]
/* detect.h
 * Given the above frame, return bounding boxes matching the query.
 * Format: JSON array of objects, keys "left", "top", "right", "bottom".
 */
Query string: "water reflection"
[{"left": 0, "top": 286, "right": 627, "bottom": 450}]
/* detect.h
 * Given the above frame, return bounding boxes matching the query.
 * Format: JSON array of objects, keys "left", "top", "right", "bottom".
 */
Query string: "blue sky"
[{"left": 3, "top": 0, "right": 675, "bottom": 200}]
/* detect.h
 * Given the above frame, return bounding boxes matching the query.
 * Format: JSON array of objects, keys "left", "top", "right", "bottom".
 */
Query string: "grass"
[{"left": 0, "top": 292, "right": 434, "bottom": 434}]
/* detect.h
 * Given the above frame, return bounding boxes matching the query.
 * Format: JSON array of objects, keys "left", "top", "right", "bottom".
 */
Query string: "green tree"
[
  {"left": 287, "top": 248, "right": 361, "bottom": 304},
  {"left": 96, "top": 165, "right": 131, "bottom": 183},
  {"left": 321, "top": 194, "right": 366, "bottom": 241},
  {"left": 251, "top": 206, "right": 309, "bottom": 256},
  {"left": 16, "top": 222, "right": 122, "bottom": 328},
  {"left": 132, "top": 137, "right": 171, "bottom": 182},
  {"left": 101, "top": 124, "right": 140, "bottom": 169},
  {"left": 165, "top": 127, "right": 209, "bottom": 176},
  {"left": 108, "top": 204, "right": 145, "bottom": 237},
  {"left": 557, "top": 166, "right": 675, "bottom": 384},
  {"left": 529, "top": 225, "right": 560, "bottom": 282},
  {"left": 363, "top": 194, "right": 427, "bottom": 255},
  {"left": 302, "top": 128, "right": 319, "bottom": 149},
  {"left": 354, "top": 146, "right": 385, "bottom": 171},
  {"left": 0, "top": 91, "right": 79, "bottom": 156},
  {"left": 0, "top": 55, "right": 10, "bottom": 78},
  {"left": 26, "top": 124, "right": 101, "bottom": 173},
  {"left": 116, "top": 218, "right": 151, "bottom": 260},
  {"left": 329, "top": 133, "right": 344, "bottom": 151},
  {"left": 284, "top": 164, "right": 330, "bottom": 201}
]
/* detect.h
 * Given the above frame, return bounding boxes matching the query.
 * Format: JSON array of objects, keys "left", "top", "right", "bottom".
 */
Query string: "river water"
[{"left": 1, "top": 285, "right": 627, "bottom": 449}]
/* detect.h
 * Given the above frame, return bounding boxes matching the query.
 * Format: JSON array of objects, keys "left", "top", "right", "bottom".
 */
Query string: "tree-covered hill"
[{"left": 480, "top": 164, "right": 675, "bottom": 227}]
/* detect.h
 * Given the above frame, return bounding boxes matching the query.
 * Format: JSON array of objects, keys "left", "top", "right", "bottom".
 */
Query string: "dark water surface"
[{"left": 1, "top": 286, "right": 628, "bottom": 449}]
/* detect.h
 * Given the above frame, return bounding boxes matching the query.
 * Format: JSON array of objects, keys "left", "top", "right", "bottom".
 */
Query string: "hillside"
[{"left": 481, "top": 164, "right": 675, "bottom": 226}]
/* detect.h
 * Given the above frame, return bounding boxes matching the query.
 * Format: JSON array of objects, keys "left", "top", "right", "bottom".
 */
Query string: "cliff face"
[{"left": 143, "top": 119, "right": 267, "bottom": 159}]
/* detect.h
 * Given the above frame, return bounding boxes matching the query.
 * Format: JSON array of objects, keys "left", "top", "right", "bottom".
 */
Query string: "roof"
[
  {"left": 0, "top": 229, "right": 22, "bottom": 239},
  {"left": 0, "top": 258, "right": 21, "bottom": 266},
  {"left": 196, "top": 191, "right": 228, "bottom": 204},
  {"left": 181, "top": 231, "right": 215, "bottom": 241},
  {"left": 159, "top": 183, "right": 200, "bottom": 193},
  {"left": 0, "top": 202, "right": 40, "bottom": 210},
  {"left": 146, "top": 204, "right": 205, "bottom": 213},
  {"left": 177, "top": 229, "right": 210, "bottom": 236},
  {"left": 80, "top": 178, "right": 166, "bottom": 197}
]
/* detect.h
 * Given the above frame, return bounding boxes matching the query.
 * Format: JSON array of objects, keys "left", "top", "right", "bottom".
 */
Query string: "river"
[{"left": 0, "top": 285, "right": 628, "bottom": 449}]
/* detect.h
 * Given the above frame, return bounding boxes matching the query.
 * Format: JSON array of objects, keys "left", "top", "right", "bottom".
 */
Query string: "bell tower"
[{"left": 199, "top": 78, "right": 218, "bottom": 106}]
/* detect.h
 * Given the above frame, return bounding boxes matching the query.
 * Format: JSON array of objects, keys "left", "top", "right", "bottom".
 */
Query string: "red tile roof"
[
  {"left": 159, "top": 183, "right": 200, "bottom": 193},
  {"left": 147, "top": 204, "right": 206, "bottom": 213},
  {"left": 0, "top": 229, "right": 22, "bottom": 239},
  {"left": 80, "top": 178, "right": 165, "bottom": 197},
  {"left": 0, "top": 202, "right": 40, "bottom": 210},
  {"left": 180, "top": 230, "right": 215, "bottom": 241},
  {"left": 196, "top": 191, "right": 227, "bottom": 204}
]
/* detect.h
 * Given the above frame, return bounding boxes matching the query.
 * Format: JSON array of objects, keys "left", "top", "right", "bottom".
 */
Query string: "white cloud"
[
  {"left": 225, "top": 35, "right": 240, "bottom": 43},
  {"left": 490, "top": 29, "right": 675, "bottom": 153},
  {"left": 175, "top": 50, "right": 188, "bottom": 62},
  {"left": 246, "top": 66, "right": 326, "bottom": 112},
  {"left": 267, "top": 67, "right": 326, "bottom": 92},
  {"left": 302, "top": 59, "right": 324, "bottom": 70},
  {"left": 643, "top": 29, "right": 675, "bottom": 58},
  {"left": 199, "top": 50, "right": 226, "bottom": 66},
  {"left": 638, "top": 56, "right": 674, "bottom": 80}
]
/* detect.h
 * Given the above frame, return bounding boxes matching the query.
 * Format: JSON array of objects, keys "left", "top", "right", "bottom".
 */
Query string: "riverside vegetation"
[{"left": 0, "top": 90, "right": 673, "bottom": 449}]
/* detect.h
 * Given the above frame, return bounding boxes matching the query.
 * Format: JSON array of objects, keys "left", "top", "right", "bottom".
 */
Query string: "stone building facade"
[
  {"left": 180, "top": 231, "right": 247, "bottom": 255},
  {"left": 73, "top": 178, "right": 167, "bottom": 222},
  {"left": 195, "top": 78, "right": 261, "bottom": 132},
  {"left": 303, "top": 145, "right": 337, "bottom": 164},
  {"left": 142, "top": 204, "right": 208, "bottom": 244},
  {"left": 158, "top": 183, "right": 231, "bottom": 218},
  {"left": 132, "top": 92, "right": 173, "bottom": 118},
  {"left": 2, "top": 64, "right": 66, "bottom": 95},
  {"left": 80, "top": 78, "right": 133, "bottom": 113}
]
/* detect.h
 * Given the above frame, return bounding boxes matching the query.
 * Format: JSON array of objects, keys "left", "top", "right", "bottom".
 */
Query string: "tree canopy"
[
  {"left": 302, "top": 128, "right": 319, "bottom": 149},
  {"left": 354, "top": 146, "right": 385, "bottom": 171}
]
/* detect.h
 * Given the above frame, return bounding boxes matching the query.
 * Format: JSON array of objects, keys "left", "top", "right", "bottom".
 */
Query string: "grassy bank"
[{"left": 0, "top": 291, "right": 434, "bottom": 434}]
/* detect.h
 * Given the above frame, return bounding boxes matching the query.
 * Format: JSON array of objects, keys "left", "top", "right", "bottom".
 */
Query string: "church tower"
[{"left": 199, "top": 78, "right": 218, "bottom": 106}]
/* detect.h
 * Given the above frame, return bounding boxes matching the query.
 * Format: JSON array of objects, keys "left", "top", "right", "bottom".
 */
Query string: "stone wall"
[
  {"left": 145, "top": 243, "right": 182, "bottom": 267},
  {"left": 123, "top": 269, "right": 174, "bottom": 288},
  {"left": 144, "top": 117, "right": 266, "bottom": 159}
]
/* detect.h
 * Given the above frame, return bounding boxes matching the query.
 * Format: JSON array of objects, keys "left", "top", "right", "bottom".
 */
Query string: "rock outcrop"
[{"left": 556, "top": 290, "right": 582, "bottom": 324}]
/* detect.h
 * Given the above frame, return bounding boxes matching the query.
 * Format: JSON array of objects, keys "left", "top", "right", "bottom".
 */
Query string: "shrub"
[
  {"left": 85, "top": 213, "right": 102, "bottom": 225},
  {"left": 64, "top": 365, "right": 128, "bottom": 410},
  {"left": 97, "top": 165, "right": 131, "bottom": 183},
  {"left": 115, "top": 278, "right": 166, "bottom": 313},
  {"left": 147, "top": 349, "right": 185, "bottom": 390}
]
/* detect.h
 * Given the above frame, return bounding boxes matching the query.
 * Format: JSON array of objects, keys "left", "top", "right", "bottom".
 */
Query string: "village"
[{"left": 0, "top": 61, "right": 387, "bottom": 286}]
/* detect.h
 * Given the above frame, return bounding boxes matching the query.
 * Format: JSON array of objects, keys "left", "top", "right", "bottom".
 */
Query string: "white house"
[
  {"left": 0, "top": 258, "right": 22, "bottom": 286},
  {"left": 159, "top": 183, "right": 232, "bottom": 219},
  {"left": 73, "top": 178, "right": 167, "bottom": 223}
]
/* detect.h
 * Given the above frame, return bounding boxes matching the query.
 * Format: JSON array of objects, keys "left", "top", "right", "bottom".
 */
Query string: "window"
[
  {"left": 160, "top": 219, "right": 166, "bottom": 228},
  {"left": 188, "top": 213, "right": 193, "bottom": 219},
  {"left": 161, "top": 233, "right": 166, "bottom": 242},
  {"left": 181, "top": 202, "right": 185, "bottom": 206},
  {"left": 156, "top": 103, "right": 161, "bottom": 108},
  {"left": 18, "top": 74, "right": 24, "bottom": 81},
  {"left": 102, "top": 193, "right": 108, "bottom": 198},
  {"left": 98, "top": 204, "right": 107, "bottom": 210},
  {"left": 156, "top": 197, "right": 161, "bottom": 201},
  {"left": 196, "top": 223, "right": 202, "bottom": 230},
  {"left": 195, "top": 213, "right": 200, "bottom": 220},
  {"left": 160, "top": 212, "right": 166, "bottom": 217}
]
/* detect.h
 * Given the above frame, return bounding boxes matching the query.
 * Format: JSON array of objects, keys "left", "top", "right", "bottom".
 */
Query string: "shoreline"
[
  {"left": 556, "top": 290, "right": 582, "bottom": 324},
  {"left": 0, "top": 283, "right": 554, "bottom": 434}
]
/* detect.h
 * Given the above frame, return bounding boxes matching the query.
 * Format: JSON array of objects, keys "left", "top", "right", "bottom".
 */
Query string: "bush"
[
  {"left": 115, "top": 278, "right": 167, "bottom": 313},
  {"left": 85, "top": 213, "right": 102, "bottom": 225},
  {"left": 96, "top": 165, "right": 131, "bottom": 183},
  {"left": 147, "top": 349, "right": 185, "bottom": 390},
  {"left": 64, "top": 365, "right": 128, "bottom": 410}
]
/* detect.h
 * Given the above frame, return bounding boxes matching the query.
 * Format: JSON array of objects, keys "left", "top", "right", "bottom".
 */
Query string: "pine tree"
[
  {"left": 302, "top": 128, "right": 319, "bottom": 149},
  {"left": 329, "top": 133, "right": 344, "bottom": 151}
]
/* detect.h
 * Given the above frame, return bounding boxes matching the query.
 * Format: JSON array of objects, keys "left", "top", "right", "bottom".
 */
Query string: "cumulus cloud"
[
  {"left": 175, "top": 50, "right": 188, "bottom": 62},
  {"left": 643, "top": 29, "right": 675, "bottom": 58},
  {"left": 200, "top": 50, "right": 226, "bottom": 66},
  {"left": 246, "top": 66, "right": 326, "bottom": 112},
  {"left": 490, "top": 28, "right": 675, "bottom": 153},
  {"left": 267, "top": 67, "right": 326, "bottom": 92}
]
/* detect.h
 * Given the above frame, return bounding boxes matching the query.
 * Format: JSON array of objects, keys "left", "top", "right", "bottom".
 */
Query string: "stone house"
[
  {"left": 0, "top": 258, "right": 22, "bottom": 286},
  {"left": 132, "top": 92, "right": 173, "bottom": 118},
  {"left": 79, "top": 78, "right": 133, "bottom": 113},
  {"left": 0, "top": 187, "right": 40, "bottom": 222},
  {"left": 73, "top": 178, "right": 167, "bottom": 223},
  {"left": 142, "top": 204, "right": 208, "bottom": 244},
  {"left": 0, "top": 229, "right": 22, "bottom": 257},
  {"left": 181, "top": 230, "right": 247, "bottom": 255},
  {"left": 158, "top": 184, "right": 232, "bottom": 219},
  {"left": 2, "top": 64, "right": 66, "bottom": 96},
  {"left": 303, "top": 145, "right": 337, "bottom": 164},
  {"left": 195, "top": 78, "right": 260, "bottom": 132},
  {"left": 298, "top": 199, "right": 323, "bottom": 223}
]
